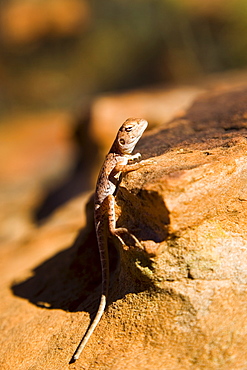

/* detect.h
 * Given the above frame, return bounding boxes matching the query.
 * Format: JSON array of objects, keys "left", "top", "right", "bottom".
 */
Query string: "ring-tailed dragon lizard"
[{"left": 71, "top": 118, "right": 152, "bottom": 362}]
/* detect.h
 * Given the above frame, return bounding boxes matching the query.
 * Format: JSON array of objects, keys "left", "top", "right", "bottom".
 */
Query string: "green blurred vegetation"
[{"left": 0, "top": 0, "right": 247, "bottom": 114}]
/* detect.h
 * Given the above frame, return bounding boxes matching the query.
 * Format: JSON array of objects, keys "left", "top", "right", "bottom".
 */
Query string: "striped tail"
[{"left": 71, "top": 219, "right": 109, "bottom": 362}]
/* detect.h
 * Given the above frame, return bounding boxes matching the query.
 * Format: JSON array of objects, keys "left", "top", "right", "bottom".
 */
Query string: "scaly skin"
[{"left": 71, "top": 118, "right": 151, "bottom": 362}]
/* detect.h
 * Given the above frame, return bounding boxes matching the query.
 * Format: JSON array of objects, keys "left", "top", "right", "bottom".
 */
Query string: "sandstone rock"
[{"left": 1, "top": 82, "right": 247, "bottom": 369}]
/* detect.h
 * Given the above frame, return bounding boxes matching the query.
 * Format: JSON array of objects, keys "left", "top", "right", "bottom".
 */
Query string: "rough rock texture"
[{"left": 1, "top": 81, "right": 247, "bottom": 370}]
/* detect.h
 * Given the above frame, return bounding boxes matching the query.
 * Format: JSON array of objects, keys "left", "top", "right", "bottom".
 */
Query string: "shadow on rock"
[
  {"left": 12, "top": 226, "right": 103, "bottom": 312},
  {"left": 34, "top": 110, "right": 100, "bottom": 225}
]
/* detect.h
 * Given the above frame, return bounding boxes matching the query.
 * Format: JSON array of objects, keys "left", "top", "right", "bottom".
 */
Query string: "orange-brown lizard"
[{"left": 71, "top": 118, "right": 151, "bottom": 362}]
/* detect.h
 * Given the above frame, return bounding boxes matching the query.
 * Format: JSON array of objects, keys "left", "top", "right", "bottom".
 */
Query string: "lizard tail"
[
  {"left": 71, "top": 219, "right": 109, "bottom": 362},
  {"left": 71, "top": 294, "right": 107, "bottom": 362}
]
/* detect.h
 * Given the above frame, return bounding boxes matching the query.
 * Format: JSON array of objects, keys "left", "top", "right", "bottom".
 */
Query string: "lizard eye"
[
  {"left": 119, "top": 138, "right": 125, "bottom": 145},
  {"left": 125, "top": 126, "right": 132, "bottom": 132}
]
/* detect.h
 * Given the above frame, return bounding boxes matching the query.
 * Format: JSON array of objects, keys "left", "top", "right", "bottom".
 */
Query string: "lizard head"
[{"left": 113, "top": 118, "right": 148, "bottom": 155}]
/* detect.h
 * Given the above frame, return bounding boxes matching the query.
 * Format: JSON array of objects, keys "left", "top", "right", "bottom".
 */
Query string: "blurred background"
[
  {"left": 1, "top": 0, "right": 247, "bottom": 237},
  {"left": 1, "top": 0, "right": 247, "bottom": 113}
]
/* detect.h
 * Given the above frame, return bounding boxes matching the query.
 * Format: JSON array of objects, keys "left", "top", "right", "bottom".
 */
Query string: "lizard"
[{"left": 71, "top": 118, "right": 152, "bottom": 362}]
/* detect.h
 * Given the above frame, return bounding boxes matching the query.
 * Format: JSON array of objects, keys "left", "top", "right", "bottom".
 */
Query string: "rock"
[{"left": 1, "top": 82, "right": 247, "bottom": 369}]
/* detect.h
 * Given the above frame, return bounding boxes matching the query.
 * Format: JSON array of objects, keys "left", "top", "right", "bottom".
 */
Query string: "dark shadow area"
[
  {"left": 34, "top": 109, "right": 100, "bottom": 225},
  {"left": 13, "top": 195, "right": 118, "bottom": 312},
  {"left": 117, "top": 186, "right": 169, "bottom": 244}
]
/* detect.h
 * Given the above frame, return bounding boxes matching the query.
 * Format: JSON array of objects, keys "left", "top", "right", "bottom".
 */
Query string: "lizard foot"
[{"left": 112, "top": 227, "right": 143, "bottom": 250}]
